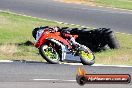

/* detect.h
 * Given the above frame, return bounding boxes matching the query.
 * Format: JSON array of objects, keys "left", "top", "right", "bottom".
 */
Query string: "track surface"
[
  {"left": 0, "top": 62, "right": 131, "bottom": 88},
  {"left": 0, "top": 0, "right": 132, "bottom": 33},
  {"left": 0, "top": 0, "right": 132, "bottom": 87}
]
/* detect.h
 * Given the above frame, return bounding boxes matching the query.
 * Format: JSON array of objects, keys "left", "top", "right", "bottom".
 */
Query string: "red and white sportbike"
[{"left": 34, "top": 27, "right": 95, "bottom": 65}]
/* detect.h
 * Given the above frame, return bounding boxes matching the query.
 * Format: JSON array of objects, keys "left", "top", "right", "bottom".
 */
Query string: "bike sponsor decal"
[{"left": 76, "top": 67, "right": 131, "bottom": 85}]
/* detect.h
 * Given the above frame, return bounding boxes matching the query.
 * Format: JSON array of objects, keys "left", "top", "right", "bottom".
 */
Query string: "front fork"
[{"left": 61, "top": 45, "right": 67, "bottom": 61}]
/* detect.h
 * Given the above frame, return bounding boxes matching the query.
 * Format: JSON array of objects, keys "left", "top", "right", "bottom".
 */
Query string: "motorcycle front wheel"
[
  {"left": 39, "top": 43, "right": 60, "bottom": 64},
  {"left": 79, "top": 46, "right": 95, "bottom": 65}
]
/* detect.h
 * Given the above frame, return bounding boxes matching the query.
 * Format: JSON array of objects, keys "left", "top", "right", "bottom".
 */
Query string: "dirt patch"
[
  {"left": 56, "top": 0, "right": 96, "bottom": 6},
  {"left": 0, "top": 44, "right": 19, "bottom": 56},
  {"left": 0, "top": 40, "right": 34, "bottom": 56}
]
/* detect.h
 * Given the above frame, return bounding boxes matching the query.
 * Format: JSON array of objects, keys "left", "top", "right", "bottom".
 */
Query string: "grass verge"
[
  {"left": 0, "top": 11, "right": 132, "bottom": 65},
  {"left": 61, "top": 0, "right": 132, "bottom": 10}
]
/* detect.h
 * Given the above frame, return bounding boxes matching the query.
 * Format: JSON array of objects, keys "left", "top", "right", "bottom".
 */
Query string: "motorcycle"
[{"left": 34, "top": 28, "right": 95, "bottom": 65}]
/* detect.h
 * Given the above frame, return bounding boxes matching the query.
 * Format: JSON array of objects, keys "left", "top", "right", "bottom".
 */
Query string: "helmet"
[
  {"left": 61, "top": 28, "right": 71, "bottom": 34},
  {"left": 32, "top": 26, "right": 49, "bottom": 39},
  {"left": 47, "top": 26, "right": 60, "bottom": 33}
]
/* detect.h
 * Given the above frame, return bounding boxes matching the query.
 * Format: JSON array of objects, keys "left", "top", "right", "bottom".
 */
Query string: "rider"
[{"left": 60, "top": 28, "right": 80, "bottom": 48}]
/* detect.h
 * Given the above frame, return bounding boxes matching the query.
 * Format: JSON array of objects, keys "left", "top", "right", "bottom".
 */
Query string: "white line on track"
[
  {"left": 63, "top": 63, "right": 82, "bottom": 65},
  {"left": 0, "top": 60, "right": 13, "bottom": 62},
  {"left": 63, "top": 63, "right": 132, "bottom": 67},
  {"left": 33, "top": 79, "right": 76, "bottom": 82},
  {"left": 92, "top": 64, "right": 132, "bottom": 68}
]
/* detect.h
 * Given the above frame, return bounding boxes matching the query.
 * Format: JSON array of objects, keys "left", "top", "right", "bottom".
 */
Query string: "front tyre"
[
  {"left": 79, "top": 46, "right": 95, "bottom": 65},
  {"left": 39, "top": 44, "right": 60, "bottom": 64}
]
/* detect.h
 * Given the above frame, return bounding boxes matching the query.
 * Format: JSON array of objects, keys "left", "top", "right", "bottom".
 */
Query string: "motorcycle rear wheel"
[{"left": 39, "top": 43, "right": 60, "bottom": 64}]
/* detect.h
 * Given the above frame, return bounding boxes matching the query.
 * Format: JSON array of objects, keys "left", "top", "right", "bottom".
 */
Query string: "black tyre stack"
[{"left": 69, "top": 28, "right": 120, "bottom": 52}]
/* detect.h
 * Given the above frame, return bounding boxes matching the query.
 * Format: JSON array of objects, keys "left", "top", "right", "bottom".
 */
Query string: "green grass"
[
  {"left": 0, "top": 12, "right": 79, "bottom": 44},
  {"left": 0, "top": 11, "right": 132, "bottom": 65},
  {"left": 63, "top": 0, "right": 132, "bottom": 10},
  {"left": 95, "top": 0, "right": 132, "bottom": 10}
]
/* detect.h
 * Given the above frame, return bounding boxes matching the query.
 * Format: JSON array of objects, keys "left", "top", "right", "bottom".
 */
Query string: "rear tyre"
[
  {"left": 107, "top": 31, "right": 120, "bottom": 49},
  {"left": 39, "top": 43, "right": 60, "bottom": 64}
]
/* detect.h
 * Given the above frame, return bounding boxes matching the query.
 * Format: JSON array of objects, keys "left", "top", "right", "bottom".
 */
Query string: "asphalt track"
[
  {"left": 0, "top": 0, "right": 132, "bottom": 33},
  {"left": 0, "top": 61, "right": 131, "bottom": 88},
  {"left": 0, "top": 0, "right": 132, "bottom": 88}
]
